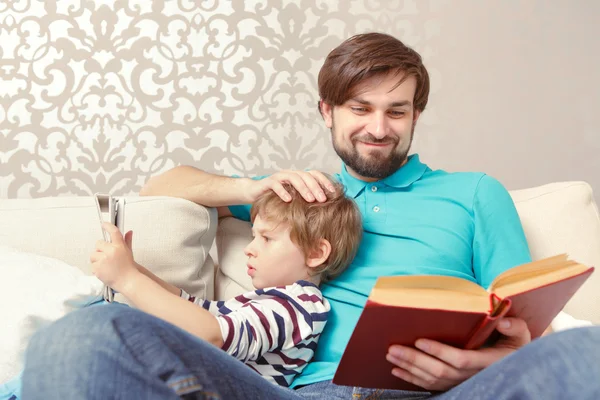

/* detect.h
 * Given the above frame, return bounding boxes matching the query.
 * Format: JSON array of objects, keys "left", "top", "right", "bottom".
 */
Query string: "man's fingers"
[
  {"left": 308, "top": 170, "right": 336, "bottom": 193},
  {"left": 270, "top": 172, "right": 313, "bottom": 202},
  {"left": 297, "top": 171, "right": 327, "bottom": 202},
  {"left": 268, "top": 180, "right": 293, "bottom": 202},
  {"left": 386, "top": 353, "right": 438, "bottom": 383},
  {"left": 412, "top": 340, "right": 484, "bottom": 371},
  {"left": 495, "top": 317, "right": 531, "bottom": 347},
  {"left": 389, "top": 367, "right": 425, "bottom": 389},
  {"left": 407, "top": 318, "right": 531, "bottom": 374},
  {"left": 262, "top": 170, "right": 336, "bottom": 203},
  {"left": 388, "top": 344, "right": 465, "bottom": 381},
  {"left": 386, "top": 345, "right": 477, "bottom": 391},
  {"left": 383, "top": 319, "right": 532, "bottom": 392}
]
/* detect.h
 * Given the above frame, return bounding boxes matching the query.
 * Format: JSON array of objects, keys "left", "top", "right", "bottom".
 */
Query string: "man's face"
[{"left": 321, "top": 73, "right": 420, "bottom": 181}]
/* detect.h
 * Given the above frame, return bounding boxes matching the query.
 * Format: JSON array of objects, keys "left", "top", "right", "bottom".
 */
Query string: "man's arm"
[
  {"left": 140, "top": 166, "right": 253, "bottom": 217},
  {"left": 472, "top": 174, "right": 532, "bottom": 287},
  {"left": 140, "top": 166, "right": 337, "bottom": 218}
]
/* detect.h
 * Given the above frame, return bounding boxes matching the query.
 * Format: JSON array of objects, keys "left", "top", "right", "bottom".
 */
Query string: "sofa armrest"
[{"left": 511, "top": 181, "right": 600, "bottom": 324}]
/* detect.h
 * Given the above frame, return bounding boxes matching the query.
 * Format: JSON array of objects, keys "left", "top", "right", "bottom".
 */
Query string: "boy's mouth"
[{"left": 247, "top": 264, "right": 256, "bottom": 277}]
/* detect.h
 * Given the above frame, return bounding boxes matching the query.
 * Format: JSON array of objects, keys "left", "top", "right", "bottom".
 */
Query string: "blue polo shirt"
[{"left": 229, "top": 154, "right": 531, "bottom": 387}]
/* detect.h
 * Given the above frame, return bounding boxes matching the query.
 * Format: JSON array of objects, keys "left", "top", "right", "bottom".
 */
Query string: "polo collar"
[{"left": 340, "top": 154, "right": 429, "bottom": 198}]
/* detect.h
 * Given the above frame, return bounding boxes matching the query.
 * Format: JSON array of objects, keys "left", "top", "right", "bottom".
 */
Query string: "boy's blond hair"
[{"left": 250, "top": 179, "right": 362, "bottom": 283}]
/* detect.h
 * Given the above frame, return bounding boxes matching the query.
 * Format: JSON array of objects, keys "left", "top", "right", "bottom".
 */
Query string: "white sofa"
[{"left": 1, "top": 181, "right": 599, "bottom": 326}]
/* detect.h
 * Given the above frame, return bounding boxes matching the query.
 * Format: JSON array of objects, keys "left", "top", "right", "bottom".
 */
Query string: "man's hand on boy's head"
[
  {"left": 90, "top": 222, "right": 140, "bottom": 294},
  {"left": 245, "top": 169, "right": 336, "bottom": 203},
  {"left": 386, "top": 317, "right": 531, "bottom": 392}
]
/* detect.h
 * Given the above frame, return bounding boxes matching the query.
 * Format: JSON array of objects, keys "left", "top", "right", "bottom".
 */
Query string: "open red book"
[{"left": 332, "top": 254, "right": 594, "bottom": 391}]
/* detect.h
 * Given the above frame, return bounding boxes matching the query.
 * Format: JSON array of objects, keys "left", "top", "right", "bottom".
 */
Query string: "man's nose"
[{"left": 365, "top": 112, "right": 390, "bottom": 139}]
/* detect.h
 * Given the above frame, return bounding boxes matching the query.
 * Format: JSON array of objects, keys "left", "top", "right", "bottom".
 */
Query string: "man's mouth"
[{"left": 359, "top": 141, "right": 393, "bottom": 147}]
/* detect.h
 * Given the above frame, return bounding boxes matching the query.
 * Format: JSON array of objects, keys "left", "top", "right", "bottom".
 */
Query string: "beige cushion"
[
  {"left": 0, "top": 196, "right": 217, "bottom": 301},
  {"left": 510, "top": 182, "right": 600, "bottom": 324},
  {"left": 214, "top": 217, "right": 255, "bottom": 299},
  {"left": 214, "top": 181, "right": 600, "bottom": 324}
]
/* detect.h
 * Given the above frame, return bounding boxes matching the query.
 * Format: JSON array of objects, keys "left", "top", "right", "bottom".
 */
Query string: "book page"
[
  {"left": 493, "top": 262, "right": 592, "bottom": 299},
  {"left": 489, "top": 254, "right": 591, "bottom": 295},
  {"left": 370, "top": 276, "right": 489, "bottom": 312}
]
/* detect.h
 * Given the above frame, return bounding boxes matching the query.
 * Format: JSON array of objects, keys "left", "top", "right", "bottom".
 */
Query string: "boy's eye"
[{"left": 263, "top": 236, "right": 270, "bottom": 242}]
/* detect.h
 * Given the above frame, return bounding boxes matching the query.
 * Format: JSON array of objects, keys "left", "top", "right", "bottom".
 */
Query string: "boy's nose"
[{"left": 244, "top": 243, "right": 255, "bottom": 257}]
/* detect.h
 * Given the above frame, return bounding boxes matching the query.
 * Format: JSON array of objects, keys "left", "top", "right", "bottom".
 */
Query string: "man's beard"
[{"left": 332, "top": 125, "right": 414, "bottom": 180}]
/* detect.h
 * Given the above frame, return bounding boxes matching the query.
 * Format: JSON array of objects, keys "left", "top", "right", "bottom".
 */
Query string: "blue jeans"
[{"left": 22, "top": 304, "right": 600, "bottom": 399}]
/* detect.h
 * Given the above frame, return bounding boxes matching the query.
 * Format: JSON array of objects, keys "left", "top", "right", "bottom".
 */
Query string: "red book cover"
[
  {"left": 499, "top": 270, "right": 593, "bottom": 338},
  {"left": 332, "top": 267, "right": 594, "bottom": 391}
]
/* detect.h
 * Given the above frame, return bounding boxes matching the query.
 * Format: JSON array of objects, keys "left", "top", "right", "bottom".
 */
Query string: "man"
[{"left": 23, "top": 33, "right": 600, "bottom": 400}]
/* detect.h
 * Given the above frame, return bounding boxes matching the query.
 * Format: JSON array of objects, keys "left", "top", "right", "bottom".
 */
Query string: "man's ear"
[
  {"left": 413, "top": 110, "right": 421, "bottom": 126},
  {"left": 306, "top": 238, "right": 332, "bottom": 269},
  {"left": 320, "top": 101, "right": 334, "bottom": 129}
]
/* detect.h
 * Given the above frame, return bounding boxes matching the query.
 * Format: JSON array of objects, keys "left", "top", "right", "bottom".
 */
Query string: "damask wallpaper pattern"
[
  {"left": 1, "top": 0, "right": 441, "bottom": 197},
  {"left": 2, "top": 1, "right": 599, "bottom": 201}
]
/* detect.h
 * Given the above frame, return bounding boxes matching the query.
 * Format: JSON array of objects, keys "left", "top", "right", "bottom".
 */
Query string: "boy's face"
[
  {"left": 321, "top": 73, "right": 420, "bottom": 182},
  {"left": 244, "top": 215, "right": 311, "bottom": 289}
]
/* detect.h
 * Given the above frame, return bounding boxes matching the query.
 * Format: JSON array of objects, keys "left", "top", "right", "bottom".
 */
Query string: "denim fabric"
[
  {"left": 22, "top": 305, "right": 600, "bottom": 400},
  {"left": 296, "top": 381, "right": 429, "bottom": 399}
]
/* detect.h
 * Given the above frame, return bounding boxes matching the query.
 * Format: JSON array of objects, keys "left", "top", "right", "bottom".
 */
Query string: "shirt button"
[
  {"left": 373, "top": 206, "right": 380, "bottom": 212},
  {"left": 371, "top": 186, "right": 378, "bottom": 192}
]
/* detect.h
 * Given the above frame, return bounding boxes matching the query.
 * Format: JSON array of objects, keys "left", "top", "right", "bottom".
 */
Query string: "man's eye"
[
  {"left": 389, "top": 110, "right": 405, "bottom": 117},
  {"left": 351, "top": 107, "right": 368, "bottom": 113}
]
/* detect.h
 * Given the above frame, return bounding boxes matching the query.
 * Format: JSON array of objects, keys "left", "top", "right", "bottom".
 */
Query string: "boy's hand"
[
  {"left": 386, "top": 317, "right": 531, "bottom": 391},
  {"left": 90, "top": 222, "right": 140, "bottom": 294}
]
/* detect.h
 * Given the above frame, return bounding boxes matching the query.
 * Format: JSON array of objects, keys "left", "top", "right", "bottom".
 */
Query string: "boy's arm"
[
  {"left": 134, "top": 263, "right": 180, "bottom": 296},
  {"left": 93, "top": 226, "right": 223, "bottom": 346},
  {"left": 120, "top": 272, "right": 225, "bottom": 347}
]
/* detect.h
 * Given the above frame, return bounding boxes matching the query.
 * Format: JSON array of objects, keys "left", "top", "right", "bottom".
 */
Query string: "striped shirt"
[{"left": 180, "top": 280, "right": 329, "bottom": 387}]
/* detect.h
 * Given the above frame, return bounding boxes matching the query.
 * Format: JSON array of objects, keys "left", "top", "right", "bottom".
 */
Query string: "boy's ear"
[{"left": 306, "top": 238, "right": 332, "bottom": 269}]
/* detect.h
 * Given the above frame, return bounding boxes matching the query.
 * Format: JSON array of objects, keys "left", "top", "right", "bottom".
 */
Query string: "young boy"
[{"left": 90, "top": 180, "right": 362, "bottom": 387}]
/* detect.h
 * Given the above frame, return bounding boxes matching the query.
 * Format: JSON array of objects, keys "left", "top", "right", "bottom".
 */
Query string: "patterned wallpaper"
[
  {"left": 1, "top": 0, "right": 443, "bottom": 197},
  {"left": 2, "top": 1, "right": 599, "bottom": 201}
]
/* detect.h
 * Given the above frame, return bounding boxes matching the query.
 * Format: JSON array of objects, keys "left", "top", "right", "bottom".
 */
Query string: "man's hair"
[
  {"left": 318, "top": 32, "right": 430, "bottom": 113},
  {"left": 250, "top": 179, "right": 362, "bottom": 283}
]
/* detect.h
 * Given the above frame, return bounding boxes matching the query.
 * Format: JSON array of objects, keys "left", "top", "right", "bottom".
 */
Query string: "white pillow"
[{"left": 0, "top": 246, "right": 104, "bottom": 384}]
